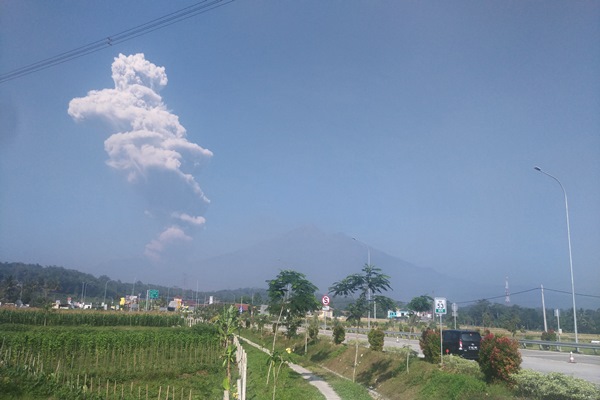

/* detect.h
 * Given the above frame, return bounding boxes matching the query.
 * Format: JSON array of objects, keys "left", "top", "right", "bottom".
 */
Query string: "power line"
[
  {"left": 545, "top": 287, "right": 600, "bottom": 299},
  {"left": 455, "top": 287, "right": 539, "bottom": 305},
  {"left": 0, "top": 0, "right": 235, "bottom": 84},
  {"left": 454, "top": 286, "right": 600, "bottom": 305}
]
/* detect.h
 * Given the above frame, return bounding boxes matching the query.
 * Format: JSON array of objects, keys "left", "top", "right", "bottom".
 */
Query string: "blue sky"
[{"left": 1, "top": 1, "right": 598, "bottom": 298}]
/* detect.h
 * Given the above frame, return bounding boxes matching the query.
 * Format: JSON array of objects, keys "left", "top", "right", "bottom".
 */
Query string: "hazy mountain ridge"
[
  {"left": 182, "top": 225, "right": 500, "bottom": 304},
  {"left": 4, "top": 225, "right": 591, "bottom": 308}
]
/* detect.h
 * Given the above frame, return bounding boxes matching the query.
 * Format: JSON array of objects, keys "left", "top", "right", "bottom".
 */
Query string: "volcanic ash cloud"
[{"left": 68, "top": 53, "right": 212, "bottom": 260}]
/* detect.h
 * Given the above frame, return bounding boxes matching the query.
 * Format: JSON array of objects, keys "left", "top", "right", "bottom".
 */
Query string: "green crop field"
[{"left": 0, "top": 310, "right": 225, "bottom": 399}]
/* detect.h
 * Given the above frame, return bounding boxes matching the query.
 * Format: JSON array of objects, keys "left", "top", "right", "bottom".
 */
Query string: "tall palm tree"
[{"left": 329, "top": 263, "right": 391, "bottom": 381}]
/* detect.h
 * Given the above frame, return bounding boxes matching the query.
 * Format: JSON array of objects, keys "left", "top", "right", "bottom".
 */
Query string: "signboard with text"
[{"left": 434, "top": 297, "right": 447, "bottom": 315}]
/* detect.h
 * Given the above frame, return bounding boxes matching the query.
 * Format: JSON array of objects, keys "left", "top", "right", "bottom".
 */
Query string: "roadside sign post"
[
  {"left": 555, "top": 309, "right": 561, "bottom": 348},
  {"left": 435, "top": 297, "right": 447, "bottom": 363},
  {"left": 322, "top": 295, "right": 330, "bottom": 331},
  {"left": 147, "top": 289, "right": 159, "bottom": 311}
]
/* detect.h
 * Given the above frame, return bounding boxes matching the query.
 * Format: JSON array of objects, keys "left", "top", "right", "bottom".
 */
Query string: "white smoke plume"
[
  {"left": 68, "top": 53, "right": 212, "bottom": 259},
  {"left": 144, "top": 226, "right": 192, "bottom": 261}
]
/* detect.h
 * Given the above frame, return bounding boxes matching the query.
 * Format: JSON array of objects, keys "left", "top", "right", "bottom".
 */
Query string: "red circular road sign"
[{"left": 322, "top": 295, "right": 330, "bottom": 306}]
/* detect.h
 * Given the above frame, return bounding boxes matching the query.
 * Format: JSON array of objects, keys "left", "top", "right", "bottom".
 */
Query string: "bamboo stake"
[
  {"left": 55, "top": 360, "right": 61, "bottom": 382},
  {"left": 157, "top": 386, "right": 162, "bottom": 400}
]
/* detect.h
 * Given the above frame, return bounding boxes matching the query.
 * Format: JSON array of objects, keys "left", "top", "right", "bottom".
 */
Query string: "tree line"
[
  {"left": 2, "top": 261, "right": 599, "bottom": 334},
  {"left": 0, "top": 262, "right": 266, "bottom": 308}
]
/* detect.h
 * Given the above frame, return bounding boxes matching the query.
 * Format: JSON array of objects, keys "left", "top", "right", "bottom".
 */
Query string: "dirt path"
[{"left": 240, "top": 337, "right": 341, "bottom": 400}]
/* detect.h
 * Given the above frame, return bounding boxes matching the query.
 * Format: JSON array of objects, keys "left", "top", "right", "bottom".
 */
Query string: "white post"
[
  {"left": 555, "top": 309, "right": 561, "bottom": 351},
  {"left": 439, "top": 314, "right": 443, "bottom": 364},
  {"left": 541, "top": 284, "right": 548, "bottom": 332}
]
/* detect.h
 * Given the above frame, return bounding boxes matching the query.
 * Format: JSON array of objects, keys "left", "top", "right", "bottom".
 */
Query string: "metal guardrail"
[
  {"left": 345, "top": 328, "right": 421, "bottom": 339},
  {"left": 518, "top": 339, "right": 600, "bottom": 353},
  {"left": 343, "top": 328, "right": 600, "bottom": 354}
]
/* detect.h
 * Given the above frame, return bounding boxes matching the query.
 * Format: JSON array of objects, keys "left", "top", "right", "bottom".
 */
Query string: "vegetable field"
[
  {"left": 0, "top": 311, "right": 225, "bottom": 399},
  {"left": 0, "top": 308, "right": 185, "bottom": 327}
]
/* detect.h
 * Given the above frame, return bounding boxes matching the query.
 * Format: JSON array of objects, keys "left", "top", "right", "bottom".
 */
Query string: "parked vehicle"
[{"left": 442, "top": 329, "right": 481, "bottom": 360}]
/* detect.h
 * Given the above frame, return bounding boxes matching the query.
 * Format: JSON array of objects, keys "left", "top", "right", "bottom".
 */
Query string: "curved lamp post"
[
  {"left": 534, "top": 166, "right": 578, "bottom": 345},
  {"left": 353, "top": 237, "right": 372, "bottom": 329},
  {"left": 81, "top": 282, "right": 89, "bottom": 305},
  {"left": 103, "top": 279, "right": 113, "bottom": 307}
]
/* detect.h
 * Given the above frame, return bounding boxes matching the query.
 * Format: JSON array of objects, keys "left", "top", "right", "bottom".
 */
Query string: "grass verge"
[
  {"left": 239, "top": 329, "right": 519, "bottom": 400},
  {"left": 241, "top": 339, "right": 325, "bottom": 400}
]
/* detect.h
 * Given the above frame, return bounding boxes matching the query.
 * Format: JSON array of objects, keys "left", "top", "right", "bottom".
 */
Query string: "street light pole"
[
  {"left": 103, "top": 280, "right": 112, "bottom": 308},
  {"left": 534, "top": 166, "right": 578, "bottom": 345},
  {"left": 353, "top": 237, "right": 372, "bottom": 329}
]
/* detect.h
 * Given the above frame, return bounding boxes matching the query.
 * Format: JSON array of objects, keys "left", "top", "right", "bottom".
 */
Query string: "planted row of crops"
[
  {"left": 0, "top": 308, "right": 184, "bottom": 327},
  {"left": 0, "top": 319, "right": 225, "bottom": 399}
]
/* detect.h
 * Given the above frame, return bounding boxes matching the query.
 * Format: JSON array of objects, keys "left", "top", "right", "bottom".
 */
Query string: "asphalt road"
[
  {"left": 520, "top": 349, "right": 600, "bottom": 386},
  {"left": 320, "top": 330, "right": 600, "bottom": 386}
]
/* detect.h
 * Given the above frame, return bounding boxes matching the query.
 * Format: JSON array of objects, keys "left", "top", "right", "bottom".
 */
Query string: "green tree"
[
  {"left": 373, "top": 295, "right": 397, "bottom": 319},
  {"left": 407, "top": 295, "right": 433, "bottom": 314},
  {"left": 329, "top": 264, "right": 392, "bottom": 320},
  {"left": 266, "top": 270, "right": 320, "bottom": 339},
  {"left": 368, "top": 328, "right": 385, "bottom": 351},
  {"left": 332, "top": 319, "right": 346, "bottom": 345},
  {"left": 419, "top": 327, "right": 441, "bottom": 364},
  {"left": 215, "top": 305, "right": 238, "bottom": 392},
  {"left": 308, "top": 315, "right": 320, "bottom": 342},
  {"left": 256, "top": 314, "right": 269, "bottom": 336},
  {"left": 330, "top": 264, "right": 391, "bottom": 381}
]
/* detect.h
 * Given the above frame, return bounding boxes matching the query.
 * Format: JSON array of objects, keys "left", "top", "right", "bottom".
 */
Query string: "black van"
[{"left": 442, "top": 330, "right": 481, "bottom": 360}]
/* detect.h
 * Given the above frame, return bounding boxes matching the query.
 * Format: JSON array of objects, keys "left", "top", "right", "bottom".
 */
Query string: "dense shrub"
[
  {"left": 541, "top": 329, "right": 558, "bottom": 350},
  {"left": 540, "top": 329, "right": 557, "bottom": 341},
  {"left": 368, "top": 328, "right": 385, "bottom": 351},
  {"left": 477, "top": 333, "right": 521, "bottom": 384},
  {"left": 332, "top": 321, "right": 345, "bottom": 345},
  {"left": 513, "top": 370, "right": 600, "bottom": 400},
  {"left": 419, "top": 328, "right": 441, "bottom": 363},
  {"left": 308, "top": 317, "right": 320, "bottom": 341},
  {"left": 441, "top": 355, "right": 482, "bottom": 378}
]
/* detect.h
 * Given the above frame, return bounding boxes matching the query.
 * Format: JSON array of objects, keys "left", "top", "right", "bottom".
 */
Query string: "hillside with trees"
[
  {"left": 0, "top": 262, "right": 267, "bottom": 308},
  {"left": 1, "top": 261, "right": 598, "bottom": 334}
]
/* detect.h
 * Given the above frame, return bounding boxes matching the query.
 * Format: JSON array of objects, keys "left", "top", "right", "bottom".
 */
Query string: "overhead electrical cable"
[
  {"left": 454, "top": 287, "right": 540, "bottom": 305},
  {"left": 545, "top": 287, "right": 600, "bottom": 299},
  {"left": 453, "top": 286, "right": 600, "bottom": 305},
  {"left": 0, "top": 0, "right": 235, "bottom": 84}
]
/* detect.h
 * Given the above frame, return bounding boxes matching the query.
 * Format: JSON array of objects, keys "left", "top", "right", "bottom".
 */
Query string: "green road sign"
[
  {"left": 434, "top": 297, "right": 447, "bottom": 315},
  {"left": 149, "top": 289, "right": 159, "bottom": 299}
]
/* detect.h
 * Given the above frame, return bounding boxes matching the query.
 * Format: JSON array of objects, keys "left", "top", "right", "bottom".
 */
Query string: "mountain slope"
[{"left": 185, "top": 225, "right": 495, "bottom": 303}]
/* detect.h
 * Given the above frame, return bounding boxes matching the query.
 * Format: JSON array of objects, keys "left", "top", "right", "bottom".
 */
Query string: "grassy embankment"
[{"left": 240, "top": 328, "right": 518, "bottom": 400}]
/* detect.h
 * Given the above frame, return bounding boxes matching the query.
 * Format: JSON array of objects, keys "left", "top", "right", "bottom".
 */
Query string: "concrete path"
[{"left": 240, "top": 337, "right": 341, "bottom": 400}]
